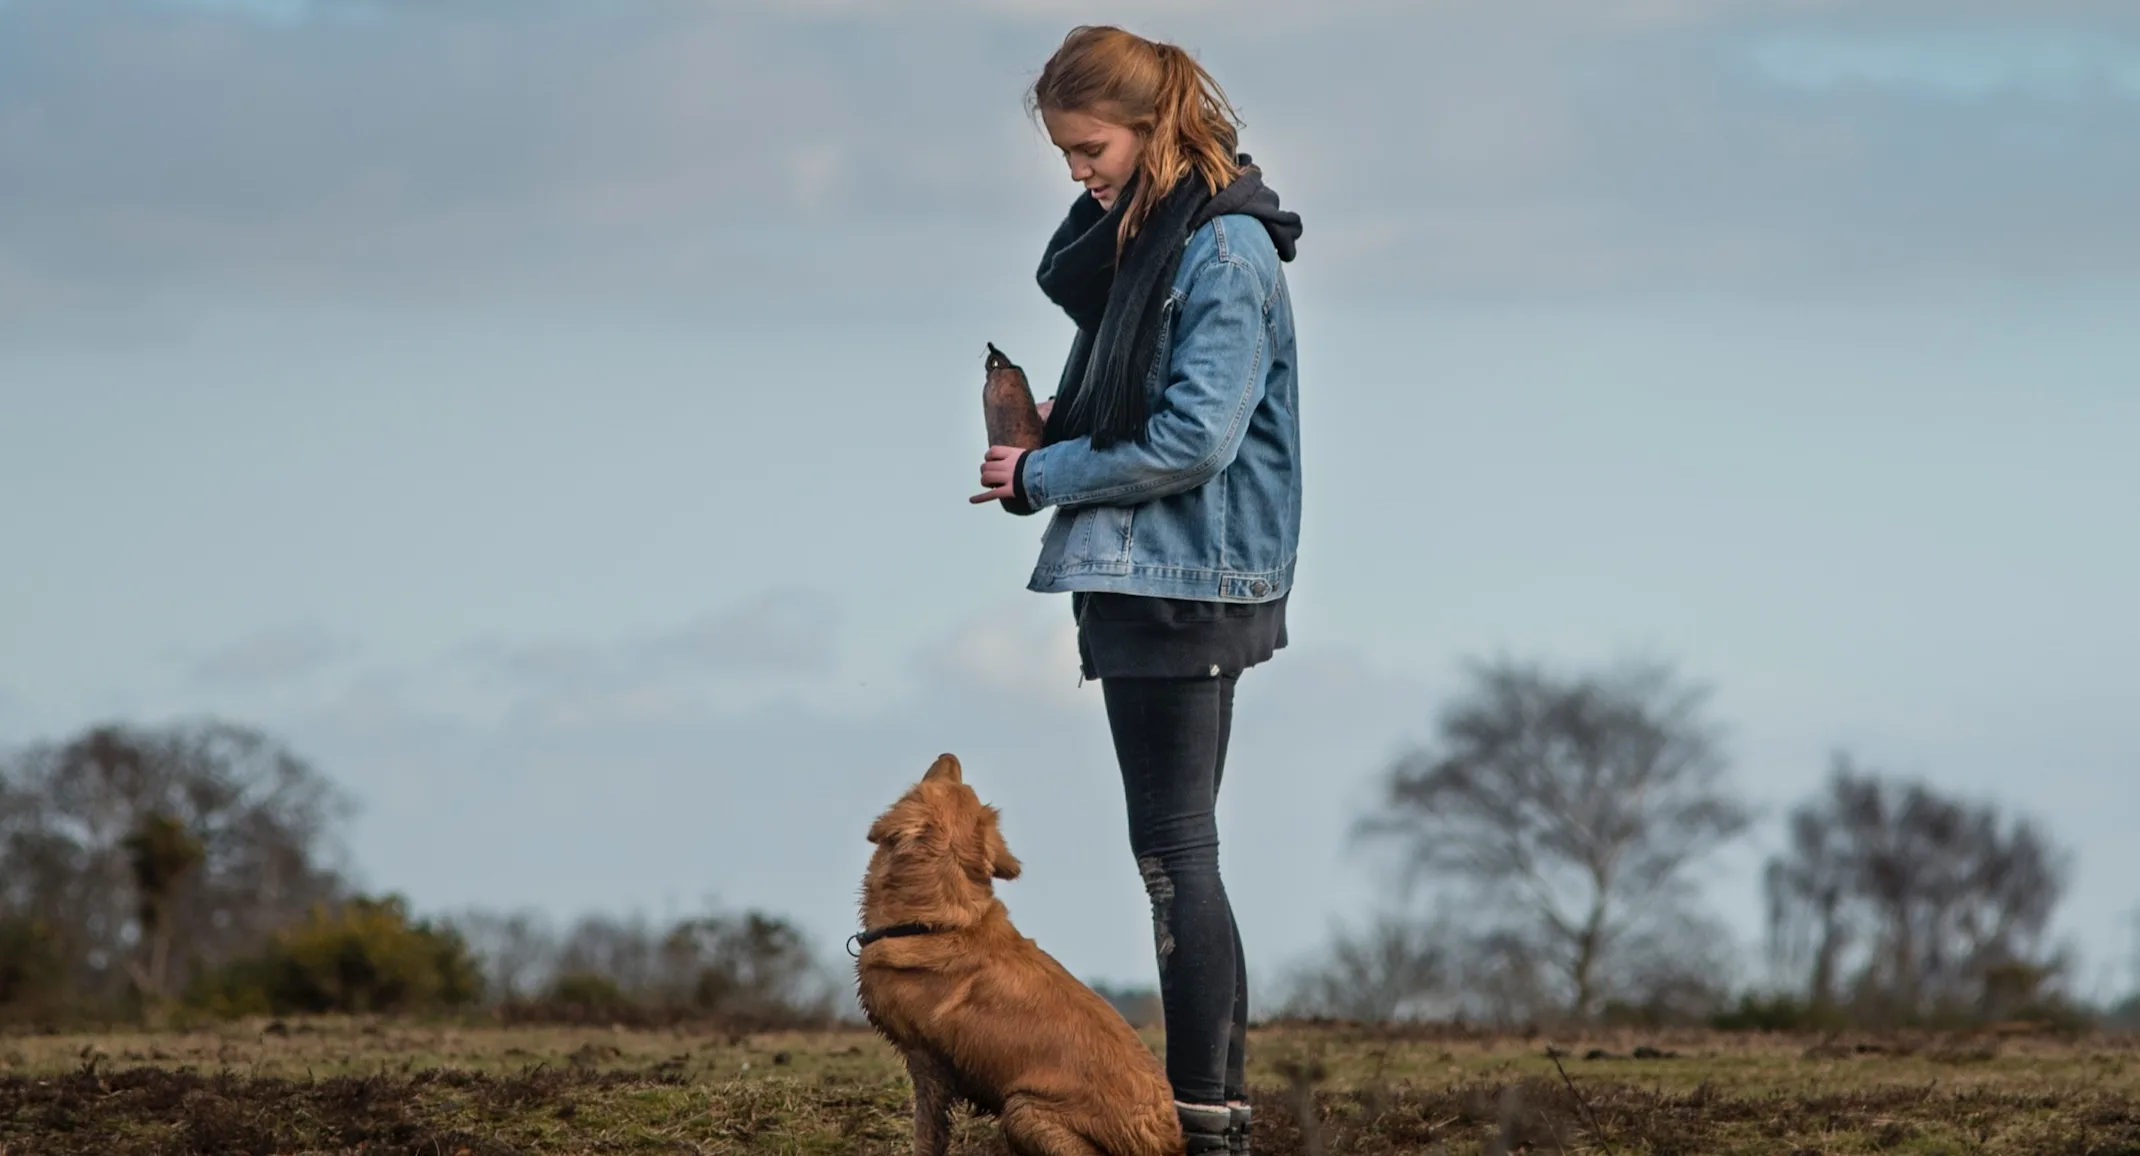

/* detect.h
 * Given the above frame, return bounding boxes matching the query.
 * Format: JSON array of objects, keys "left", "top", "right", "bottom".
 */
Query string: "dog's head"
[{"left": 865, "top": 753, "right": 1022, "bottom": 891}]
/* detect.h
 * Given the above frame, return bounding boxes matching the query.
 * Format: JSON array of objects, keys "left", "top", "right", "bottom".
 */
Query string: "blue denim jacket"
[{"left": 1017, "top": 213, "right": 1300, "bottom": 603}]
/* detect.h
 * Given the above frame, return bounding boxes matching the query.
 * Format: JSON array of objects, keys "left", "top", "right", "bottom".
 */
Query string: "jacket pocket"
[{"left": 1038, "top": 504, "right": 1135, "bottom": 575}]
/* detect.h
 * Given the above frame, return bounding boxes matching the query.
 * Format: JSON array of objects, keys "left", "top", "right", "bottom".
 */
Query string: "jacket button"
[
  {"left": 1208, "top": 664, "right": 1220, "bottom": 677},
  {"left": 1250, "top": 580, "right": 1268, "bottom": 596}
]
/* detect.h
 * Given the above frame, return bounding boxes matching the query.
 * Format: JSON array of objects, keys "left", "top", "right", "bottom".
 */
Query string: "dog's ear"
[
  {"left": 922, "top": 753, "right": 962, "bottom": 784},
  {"left": 868, "top": 804, "right": 924, "bottom": 846},
  {"left": 981, "top": 805, "right": 1022, "bottom": 881}
]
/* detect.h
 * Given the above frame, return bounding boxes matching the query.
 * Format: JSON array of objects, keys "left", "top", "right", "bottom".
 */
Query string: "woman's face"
[{"left": 1042, "top": 107, "right": 1143, "bottom": 212}]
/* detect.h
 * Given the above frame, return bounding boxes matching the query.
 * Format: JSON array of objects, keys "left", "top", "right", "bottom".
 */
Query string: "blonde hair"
[{"left": 1026, "top": 26, "right": 1245, "bottom": 252}]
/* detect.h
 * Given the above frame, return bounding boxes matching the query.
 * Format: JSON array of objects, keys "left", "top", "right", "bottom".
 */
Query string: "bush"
[
  {"left": 0, "top": 916, "right": 68, "bottom": 1015},
  {"left": 188, "top": 894, "right": 483, "bottom": 1017},
  {"left": 1091, "top": 982, "right": 1162, "bottom": 1029},
  {"left": 1709, "top": 992, "right": 1849, "bottom": 1033},
  {"left": 487, "top": 909, "right": 843, "bottom": 1028},
  {"left": 672, "top": 912, "right": 836, "bottom": 1024},
  {"left": 542, "top": 971, "right": 629, "bottom": 1011}
]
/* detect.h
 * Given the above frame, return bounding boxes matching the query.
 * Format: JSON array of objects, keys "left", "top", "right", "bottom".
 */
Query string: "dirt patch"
[
  {"left": 0, "top": 1062, "right": 682, "bottom": 1156},
  {"left": 7, "top": 1024, "right": 2140, "bottom": 1154}
]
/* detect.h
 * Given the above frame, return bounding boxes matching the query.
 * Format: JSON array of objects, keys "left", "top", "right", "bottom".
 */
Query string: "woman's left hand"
[{"left": 969, "top": 446, "right": 1028, "bottom": 504}]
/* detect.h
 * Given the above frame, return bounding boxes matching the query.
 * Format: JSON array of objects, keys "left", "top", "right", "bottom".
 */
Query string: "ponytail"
[{"left": 1028, "top": 27, "right": 1245, "bottom": 253}]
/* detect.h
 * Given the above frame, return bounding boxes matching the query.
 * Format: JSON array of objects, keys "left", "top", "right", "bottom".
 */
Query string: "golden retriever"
[{"left": 854, "top": 753, "right": 1183, "bottom": 1156}]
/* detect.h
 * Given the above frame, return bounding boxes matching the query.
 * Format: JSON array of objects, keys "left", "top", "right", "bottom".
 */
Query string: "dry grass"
[{"left": 3, "top": 1018, "right": 2138, "bottom": 1154}]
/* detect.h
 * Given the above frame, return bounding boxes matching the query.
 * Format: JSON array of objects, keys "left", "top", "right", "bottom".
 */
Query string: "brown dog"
[{"left": 854, "top": 753, "right": 1183, "bottom": 1156}]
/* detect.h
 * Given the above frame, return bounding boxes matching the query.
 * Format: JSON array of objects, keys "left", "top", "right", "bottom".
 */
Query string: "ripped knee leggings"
[{"left": 1101, "top": 674, "right": 1249, "bottom": 1107}]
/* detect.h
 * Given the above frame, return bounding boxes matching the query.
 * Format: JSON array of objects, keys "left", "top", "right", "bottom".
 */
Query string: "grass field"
[{"left": 3, "top": 1017, "right": 2138, "bottom": 1154}]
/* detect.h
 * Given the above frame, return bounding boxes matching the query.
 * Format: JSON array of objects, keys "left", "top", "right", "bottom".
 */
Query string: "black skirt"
[{"left": 1072, "top": 591, "right": 1289, "bottom": 681}]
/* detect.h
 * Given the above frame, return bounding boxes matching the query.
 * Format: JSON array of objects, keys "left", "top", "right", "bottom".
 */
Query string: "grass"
[{"left": 3, "top": 1017, "right": 2138, "bottom": 1154}]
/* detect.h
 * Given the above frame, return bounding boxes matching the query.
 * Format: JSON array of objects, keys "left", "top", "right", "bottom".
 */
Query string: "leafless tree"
[
  {"left": 659, "top": 911, "right": 838, "bottom": 1022},
  {"left": 0, "top": 720, "right": 352, "bottom": 1005},
  {"left": 1280, "top": 913, "right": 1455, "bottom": 1023},
  {"left": 1765, "top": 754, "right": 2071, "bottom": 1024},
  {"left": 1354, "top": 657, "right": 1750, "bottom": 1021},
  {"left": 2130, "top": 906, "right": 2140, "bottom": 999},
  {"left": 445, "top": 907, "right": 560, "bottom": 1002},
  {"left": 1764, "top": 798, "right": 1855, "bottom": 1011},
  {"left": 121, "top": 813, "right": 205, "bottom": 1005},
  {"left": 552, "top": 912, "right": 670, "bottom": 995},
  {"left": 447, "top": 904, "right": 841, "bottom": 1024},
  {"left": 2112, "top": 908, "right": 2140, "bottom": 1031}
]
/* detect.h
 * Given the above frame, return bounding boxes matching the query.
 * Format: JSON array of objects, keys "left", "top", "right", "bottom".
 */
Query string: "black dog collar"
[{"left": 847, "top": 922, "right": 938, "bottom": 958}]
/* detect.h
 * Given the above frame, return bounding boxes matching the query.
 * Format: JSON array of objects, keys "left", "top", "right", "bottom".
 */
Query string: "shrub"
[
  {"left": 672, "top": 911, "right": 836, "bottom": 1024},
  {"left": 1708, "top": 992, "right": 1849, "bottom": 1033},
  {"left": 0, "top": 916, "right": 68, "bottom": 1014},
  {"left": 543, "top": 971, "right": 628, "bottom": 1011},
  {"left": 487, "top": 908, "right": 843, "bottom": 1028},
  {"left": 187, "top": 894, "right": 483, "bottom": 1017}
]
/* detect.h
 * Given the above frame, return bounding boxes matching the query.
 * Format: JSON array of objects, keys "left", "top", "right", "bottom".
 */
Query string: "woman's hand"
[{"left": 970, "top": 446, "right": 1028, "bottom": 504}]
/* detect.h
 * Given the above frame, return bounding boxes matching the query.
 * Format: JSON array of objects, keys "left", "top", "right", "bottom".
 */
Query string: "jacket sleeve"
[{"left": 1018, "top": 252, "right": 1269, "bottom": 512}]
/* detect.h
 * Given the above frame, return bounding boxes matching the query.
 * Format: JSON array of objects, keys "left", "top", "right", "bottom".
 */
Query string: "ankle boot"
[
  {"left": 1227, "top": 1103, "right": 1253, "bottom": 1154},
  {"left": 1176, "top": 1101, "right": 1232, "bottom": 1154}
]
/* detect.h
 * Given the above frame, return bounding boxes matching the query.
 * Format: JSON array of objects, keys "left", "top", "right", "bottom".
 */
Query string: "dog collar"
[{"left": 847, "top": 922, "right": 938, "bottom": 957}]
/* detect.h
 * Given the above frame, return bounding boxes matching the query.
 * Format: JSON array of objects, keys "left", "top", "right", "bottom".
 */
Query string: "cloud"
[
  {"left": 915, "top": 603, "right": 1086, "bottom": 710},
  {"left": 229, "top": 591, "right": 1430, "bottom": 989},
  {"left": 650, "top": 590, "right": 844, "bottom": 676},
  {"left": 455, "top": 587, "right": 840, "bottom": 689},
  {"left": 150, "top": 0, "right": 321, "bottom": 21},
  {"left": 27, "top": 574, "right": 2139, "bottom": 993},
  {"left": 0, "top": 685, "right": 33, "bottom": 744},
  {"left": 1749, "top": 33, "right": 2140, "bottom": 97},
  {"left": 184, "top": 623, "right": 356, "bottom": 686},
  {"left": 5, "top": 0, "right": 2139, "bottom": 326},
  {"left": 414, "top": 588, "right": 849, "bottom": 731}
]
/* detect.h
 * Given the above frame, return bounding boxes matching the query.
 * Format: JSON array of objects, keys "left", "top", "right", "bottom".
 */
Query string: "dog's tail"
[{"left": 1097, "top": 1102, "right": 1186, "bottom": 1156}]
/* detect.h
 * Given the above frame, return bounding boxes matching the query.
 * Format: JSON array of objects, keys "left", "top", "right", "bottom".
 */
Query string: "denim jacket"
[{"left": 1015, "top": 213, "right": 1300, "bottom": 603}]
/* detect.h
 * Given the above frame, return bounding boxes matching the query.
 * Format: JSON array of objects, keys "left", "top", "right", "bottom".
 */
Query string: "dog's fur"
[{"left": 855, "top": 753, "right": 1183, "bottom": 1156}]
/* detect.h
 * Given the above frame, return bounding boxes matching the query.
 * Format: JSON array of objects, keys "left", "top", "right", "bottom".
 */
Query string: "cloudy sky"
[{"left": 3, "top": 0, "right": 2137, "bottom": 1003}]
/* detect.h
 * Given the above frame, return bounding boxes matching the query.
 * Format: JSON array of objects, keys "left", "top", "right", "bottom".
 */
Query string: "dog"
[{"left": 854, "top": 753, "right": 1183, "bottom": 1156}]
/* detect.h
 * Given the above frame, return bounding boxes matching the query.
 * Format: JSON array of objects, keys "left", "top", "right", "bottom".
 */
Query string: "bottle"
[{"left": 982, "top": 343, "right": 1046, "bottom": 451}]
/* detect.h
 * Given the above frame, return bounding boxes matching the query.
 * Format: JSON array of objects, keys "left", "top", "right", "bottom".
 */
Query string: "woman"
[{"left": 968, "top": 24, "right": 1303, "bottom": 1156}]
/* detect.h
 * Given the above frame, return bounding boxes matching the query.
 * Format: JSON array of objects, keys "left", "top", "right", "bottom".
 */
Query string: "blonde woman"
[{"left": 971, "top": 25, "right": 1304, "bottom": 1155}]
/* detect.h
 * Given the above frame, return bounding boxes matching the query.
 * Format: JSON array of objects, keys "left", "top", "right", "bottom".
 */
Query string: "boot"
[
  {"left": 1176, "top": 1101, "right": 1232, "bottom": 1155},
  {"left": 1227, "top": 1102, "right": 1253, "bottom": 1154}
]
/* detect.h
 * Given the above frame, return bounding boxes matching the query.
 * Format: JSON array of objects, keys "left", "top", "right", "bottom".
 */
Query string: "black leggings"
[{"left": 1101, "top": 674, "right": 1248, "bottom": 1107}]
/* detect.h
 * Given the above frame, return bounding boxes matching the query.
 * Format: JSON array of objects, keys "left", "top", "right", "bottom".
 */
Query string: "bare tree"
[
  {"left": 659, "top": 911, "right": 838, "bottom": 1023},
  {"left": 448, "top": 904, "right": 842, "bottom": 1025},
  {"left": 121, "top": 813, "right": 205, "bottom": 1006},
  {"left": 552, "top": 912, "right": 666, "bottom": 995},
  {"left": 0, "top": 720, "right": 352, "bottom": 1005},
  {"left": 1765, "top": 754, "right": 2071, "bottom": 1024},
  {"left": 2112, "top": 908, "right": 2140, "bottom": 1031},
  {"left": 445, "top": 907, "right": 560, "bottom": 1003},
  {"left": 2131, "top": 906, "right": 2140, "bottom": 1001},
  {"left": 1764, "top": 800, "right": 1855, "bottom": 1011},
  {"left": 1354, "top": 657, "right": 1750, "bottom": 1021},
  {"left": 1280, "top": 913, "right": 1454, "bottom": 1023}
]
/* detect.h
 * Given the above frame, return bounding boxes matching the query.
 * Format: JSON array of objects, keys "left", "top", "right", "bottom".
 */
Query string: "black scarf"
[{"left": 1034, "top": 155, "right": 1302, "bottom": 450}]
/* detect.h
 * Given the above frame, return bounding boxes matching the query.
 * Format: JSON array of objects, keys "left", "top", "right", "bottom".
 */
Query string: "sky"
[{"left": 2, "top": 0, "right": 2137, "bottom": 1006}]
